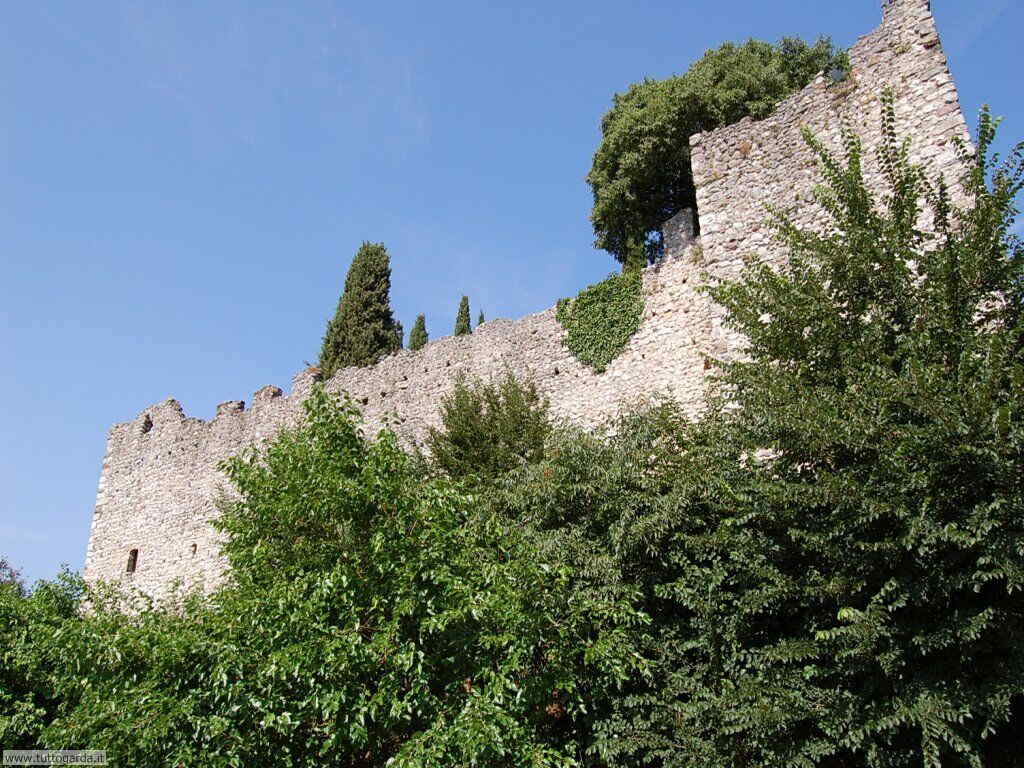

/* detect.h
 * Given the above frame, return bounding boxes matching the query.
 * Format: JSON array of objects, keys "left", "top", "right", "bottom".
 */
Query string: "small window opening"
[
  {"left": 190, "top": 543, "right": 197, "bottom": 557},
  {"left": 126, "top": 549, "right": 139, "bottom": 573},
  {"left": 661, "top": 207, "right": 700, "bottom": 261},
  {"left": 828, "top": 66, "right": 849, "bottom": 85},
  {"left": 141, "top": 415, "right": 153, "bottom": 434}
]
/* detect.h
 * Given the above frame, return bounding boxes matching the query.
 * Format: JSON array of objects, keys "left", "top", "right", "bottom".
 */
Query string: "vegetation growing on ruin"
[
  {"left": 556, "top": 268, "right": 644, "bottom": 372},
  {"left": 0, "top": 389, "right": 643, "bottom": 764},
  {"left": 318, "top": 241, "right": 402, "bottom": 378},
  {"left": 2, "top": 108, "right": 1022, "bottom": 767},
  {"left": 588, "top": 36, "right": 848, "bottom": 266}
]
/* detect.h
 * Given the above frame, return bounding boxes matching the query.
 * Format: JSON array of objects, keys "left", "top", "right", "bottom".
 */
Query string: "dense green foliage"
[
  {"left": 556, "top": 268, "right": 643, "bottom": 372},
  {"left": 690, "top": 100, "right": 1024, "bottom": 767},
  {"left": 0, "top": 572, "right": 82, "bottom": 748},
  {"left": 477, "top": 310, "right": 485, "bottom": 326},
  {"left": 318, "top": 242, "right": 401, "bottom": 378},
  {"left": 0, "top": 389, "right": 642, "bottom": 765},
  {"left": 490, "top": 404, "right": 749, "bottom": 766},
  {"left": 588, "top": 36, "right": 846, "bottom": 266},
  {"left": 409, "top": 313, "right": 428, "bottom": 351},
  {"left": 498, "top": 101, "right": 1024, "bottom": 767},
  {"left": 454, "top": 296, "right": 472, "bottom": 336},
  {"left": 425, "top": 372, "right": 553, "bottom": 480},
  {"left": 3, "top": 104, "right": 1021, "bottom": 767},
  {"left": 0, "top": 557, "right": 22, "bottom": 594}
]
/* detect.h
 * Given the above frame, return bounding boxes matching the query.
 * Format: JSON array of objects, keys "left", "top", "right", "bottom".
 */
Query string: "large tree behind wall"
[
  {"left": 587, "top": 36, "right": 846, "bottom": 268},
  {"left": 318, "top": 242, "right": 401, "bottom": 378}
]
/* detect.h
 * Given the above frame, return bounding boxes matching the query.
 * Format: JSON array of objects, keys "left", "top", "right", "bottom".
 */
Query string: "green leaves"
[
  {"left": 588, "top": 36, "right": 846, "bottom": 265},
  {"left": 3, "top": 387, "right": 642, "bottom": 765},
  {"left": 425, "top": 371, "right": 553, "bottom": 480},
  {"left": 556, "top": 268, "right": 643, "bottom": 373},
  {"left": 699, "top": 99, "right": 1024, "bottom": 766}
]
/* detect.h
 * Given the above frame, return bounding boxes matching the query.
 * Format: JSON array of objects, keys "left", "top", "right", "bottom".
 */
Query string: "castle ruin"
[{"left": 84, "top": 0, "right": 972, "bottom": 598}]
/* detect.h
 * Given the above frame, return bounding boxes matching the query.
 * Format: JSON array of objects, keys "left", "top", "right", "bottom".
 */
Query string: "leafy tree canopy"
[
  {"left": 425, "top": 371, "right": 553, "bottom": 480},
  {"left": 493, "top": 98, "right": 1024, "bottom": 768},
  {"left": 587, "top": 36, "right": 846, "bottom": 266},
  {"left": 0, "top": 557, "right": 23, "bottom": 595},
  {"left": 692, "top": 99, "right": 1024, "bottom": 766},
  {"left": 0, "top": 389, "right": 641, "bottom": 764}
]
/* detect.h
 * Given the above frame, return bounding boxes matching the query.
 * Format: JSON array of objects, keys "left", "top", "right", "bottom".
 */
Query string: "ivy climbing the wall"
[{"left": 556, "top": 268, "right": 644, "bottom": 373}]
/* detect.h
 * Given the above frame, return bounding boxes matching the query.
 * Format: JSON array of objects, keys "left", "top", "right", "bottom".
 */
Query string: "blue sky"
[{"left": 2, "top": 0, "right": 1021, "bottom": 585}]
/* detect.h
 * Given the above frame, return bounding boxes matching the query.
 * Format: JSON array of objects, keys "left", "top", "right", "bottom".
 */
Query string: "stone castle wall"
[
  {"left": 84, "top": 0, "right": 970, "bottom": 598},
  {"left": 690, "top": 0, "right": 970, "bottom": 356}
]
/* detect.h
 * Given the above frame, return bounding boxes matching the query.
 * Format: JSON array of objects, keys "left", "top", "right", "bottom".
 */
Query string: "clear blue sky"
[{"left": 2, "top": 0, "right": 1021, "bottom": 586}]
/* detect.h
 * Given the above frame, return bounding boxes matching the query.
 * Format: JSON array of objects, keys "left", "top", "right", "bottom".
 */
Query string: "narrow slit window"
[{"left": 126, "top": 548, "right": 138, "bottom": 573}]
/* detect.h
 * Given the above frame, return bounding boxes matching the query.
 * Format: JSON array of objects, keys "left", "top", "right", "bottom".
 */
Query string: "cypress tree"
[
  {"left": 477, "top": 310, "right": 485, "bottom": 326},
  {"left": 394, "top": 320, "right": 404, "bottom": 350},
  {"left": 409, "top": 314, "right": 428, "bottom": 351},
  {"left": 318, "top": 242, "right": 400, "bottom": 378},
  {"left": 454, "top": 296, "right": 471, "bottom": 336}
]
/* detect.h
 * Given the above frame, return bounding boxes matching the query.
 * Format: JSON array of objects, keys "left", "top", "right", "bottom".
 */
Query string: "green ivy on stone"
[{"left": 555, "top": 268, "right": 643, "bottom": 373}]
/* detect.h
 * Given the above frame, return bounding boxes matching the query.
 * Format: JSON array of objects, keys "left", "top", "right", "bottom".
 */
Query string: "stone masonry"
[{"left": 84, "top": 0, "right": 971, "bottom": 599}]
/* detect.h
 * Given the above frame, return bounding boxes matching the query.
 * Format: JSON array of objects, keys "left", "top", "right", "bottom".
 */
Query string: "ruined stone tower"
[{"left": 85, "top": 0, "right": 971, "bottom": 599}]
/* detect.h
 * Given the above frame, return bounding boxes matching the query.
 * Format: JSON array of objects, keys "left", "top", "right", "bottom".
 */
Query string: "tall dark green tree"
[
  {"left": 588, "top": 36, "right": 846, "bottom": 267},
  {"left": 409, "top": 314, "right": 428, "bottom": 351},
  {"left": 318, "top": 242, "right": 400, "bottom": 378},
  {"left": 394, "top": 320, "right": 404, "bottom": 350},
  {"left": 454, "top": 296, "right": 471, "bottom": 336},
  {"left": 477, "top": 310, "right": 485, "bottom": 326}
]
